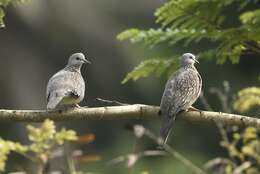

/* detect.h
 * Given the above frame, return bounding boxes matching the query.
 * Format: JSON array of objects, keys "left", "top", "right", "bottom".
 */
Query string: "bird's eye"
[
  {"left": 76, "top": 57, "right": 80, "bottom": 60},
  {"left": 189, "top": 56, "right": 193, "bottom": 59}
]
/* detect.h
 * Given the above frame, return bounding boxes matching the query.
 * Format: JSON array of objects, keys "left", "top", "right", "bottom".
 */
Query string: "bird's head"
[
  {"left": 67, "top": 53, "right": 91, "bottom": 67},
  {"left": 180, "top": 53, "right": 199, "bottom": 67}
]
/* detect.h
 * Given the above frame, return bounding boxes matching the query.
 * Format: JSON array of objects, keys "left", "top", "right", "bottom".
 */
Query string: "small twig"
[
  {"left": 96, "top": 98, "right": 129, "bottom": 106},
  {"left": 141, "top": 126, "right": 208, "bottom": 174},
  {"left": 107, "top": 150, "right": 166, "bottom": 168},
  {"left": 233, "top": 162, "right": 252, "bottom": 174},
  {"left": 36, "top": 160, "right": 44, "bottom": 174},
  {"left": 14, "top": 151, "right": 38, "bottom": 163},
  {"left": 107, "top": 156, "right": 126, "bottom": 166},
  {"left": 210, "top": 88, "right": 230, "bottom": 113},
  {"left": 203, "top": 157, "right": 234, "bottom": 170},
  {"left": 243, "top": 42, "right": 260, "bottom": 54},
  {"left": 201, "top": 84, "right": 242, "bottom": 167},
  {"left": 65, "top": 142, "right": 77, "bottom": 173},
  {"left": 200, "top": 90, "right": 230, "bottom": 146},
  {"left": 128, "top": 135, "right": 139, "bottom": 174},
  {"left": 141, "top": 150, "right": 167, "bottom": 157}
]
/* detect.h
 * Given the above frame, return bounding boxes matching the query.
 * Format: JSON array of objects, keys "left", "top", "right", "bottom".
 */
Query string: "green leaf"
[
  {"left": 243, "top": 127, "right": 257, "bottom": 142},
  {"left": 0, "top": 0, "right": 12, "bottom": 7},
  {"left": 117, "top": 0, "right": 260, "bottom": 76},
  {"left": 27, "top": 119, "right": 56, "bottom": 143},
  {"left": 117, "top": 27, "right": 210, "bottom": 48},
  {"left": 55, "top": 128, "right": 78, "bottom": 145},
  {"left": 27, "top": 119, "right": 56, "bottom": 153},
  {"left": 0, "top": 138, "right": 28, "bottom": 172},
  {"left": 117, "top": 28, "right": 142, "bottom": 41},
  {"left": 240, "top": 9, "right": 260, "bottom": 25},
  {"left": 122, "top": 58, "right": 178, "bottom": 84},
  {"left": 0, "top": 119, "right": 79, "bottom": 172}
]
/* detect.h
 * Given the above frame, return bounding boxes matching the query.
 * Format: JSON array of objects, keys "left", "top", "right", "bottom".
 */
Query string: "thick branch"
[{"left": 0, "top": 105, "right": 259, "bottom": 128}]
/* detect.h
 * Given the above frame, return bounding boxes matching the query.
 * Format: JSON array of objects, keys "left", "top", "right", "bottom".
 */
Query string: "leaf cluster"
[
  {"left": 117, "top": 0, "right": 260, "bottom": 83},
  {"left": 0, "top": 139, "right": 27, "bottom": 171},
  {"left": 205, "top": 127, "right": 260, "bottom": 174},
  {"left": 122, "top": 58, "right": 178, "bottom": 84},
  {"left": 0, "top": 119, "right": 78, "bottom": 172},
  {"left": 234, "top": 87, "right": 260, "bottom": 113}
]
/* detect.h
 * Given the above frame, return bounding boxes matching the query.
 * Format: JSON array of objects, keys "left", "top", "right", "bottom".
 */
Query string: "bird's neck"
[
  {"left": 183, "top": 64, "right": 196, "bottom": 70},
  {"left": 64, "top": 64, "right": 82, "bottom": 72}
]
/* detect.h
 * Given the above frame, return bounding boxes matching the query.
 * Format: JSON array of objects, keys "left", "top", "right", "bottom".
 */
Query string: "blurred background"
[{"left": 0, "top": 0, "right": 259, "bottom": 173}]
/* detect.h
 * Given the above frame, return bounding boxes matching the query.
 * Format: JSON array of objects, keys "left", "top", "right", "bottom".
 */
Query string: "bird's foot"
[
  {"left": 64, "top": 104, "right": 81, "bottom": 110},
  {"left": 74, "top": 104, "right": 90, "bottom": 108},
  {"left": 75, "top": 104, "right": 81, "bottom": 108},
  {"left": 187, "top": 106, "right": 200, "bottom": 112}
]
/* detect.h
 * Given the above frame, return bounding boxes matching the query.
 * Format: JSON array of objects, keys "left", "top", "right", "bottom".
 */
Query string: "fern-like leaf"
[
  {"left": 122, "top": 58, "right": 178, "bottom": 84},
  {"left": 240, "top": 9, "right": 260, "bottom": 26},
  {"left": 117, "top": 0, "right": 260, "bottom": 82}
]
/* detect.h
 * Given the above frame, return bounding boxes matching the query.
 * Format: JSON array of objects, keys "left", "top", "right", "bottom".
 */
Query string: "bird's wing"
[
  {"left": 161, "top": 69, "right": 201, "bottom": 115},
  {"left": 46, "top": 70, "right": 77, "bottom": 109},
  {"left": 159, "top": 70, "right": 182, "bottom": 143},
  {"left": 160, "top": 69, "right": 184, "bottom": 116}
]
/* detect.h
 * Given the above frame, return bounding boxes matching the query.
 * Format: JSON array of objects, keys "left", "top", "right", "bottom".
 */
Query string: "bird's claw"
[{"left": 187, "top": 106, "right": 200, "bottom": 111}]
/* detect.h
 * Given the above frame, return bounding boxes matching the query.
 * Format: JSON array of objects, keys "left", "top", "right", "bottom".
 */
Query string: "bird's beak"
[
  {"left": 194, "top": 56, "right": 199, "bottom": 64},
  {"left": 83, "top": 59, "right": 91, "bottom": 64}
]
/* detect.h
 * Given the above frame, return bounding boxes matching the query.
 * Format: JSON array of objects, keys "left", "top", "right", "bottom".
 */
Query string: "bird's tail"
[
  {"left": 159, "top": 115, "right": 175, "bottom": 145},
  {"left": 47, "top": 96, "right": 63, "bottom": 110}
]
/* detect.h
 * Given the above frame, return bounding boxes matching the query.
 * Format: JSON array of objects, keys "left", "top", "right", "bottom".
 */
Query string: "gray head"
[
  {"left": 180, "top": 53, "right": 199, "bottom": 67},
  {"left": 67, "top": 53, "right": 90, "bottom": 67}
]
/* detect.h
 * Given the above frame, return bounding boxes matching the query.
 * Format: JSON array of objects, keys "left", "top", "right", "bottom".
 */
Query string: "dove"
[
  {"left": 159, "top": 53, "right": 202, "bottom": 145},
  {"left": 46, "top": 53, "right": 90, "bottom": 110}
]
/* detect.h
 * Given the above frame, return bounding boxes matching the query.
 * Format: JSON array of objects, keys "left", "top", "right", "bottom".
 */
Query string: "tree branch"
[{"left": 0, "top": 104, "right": 259, "bottom": 128}]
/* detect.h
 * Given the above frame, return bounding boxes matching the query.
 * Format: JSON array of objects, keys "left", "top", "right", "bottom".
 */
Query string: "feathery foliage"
[
  {"left": 205, "top": 127, "right": 260, "bottom": 174},
  {"left": 0, "top": 119, "right": 78, "bottom": 172},
  {"left": 122, "top": 58, "right": 178, "bottom": 84},
  {"left": 118, "top": 0, "right": 260, "bottom": 83},
  {"left": 0, "top": 139, "right": 27, "bottom": 171},
  {"left": 234, "top": 87, "right": 260, "bottom": 113}
]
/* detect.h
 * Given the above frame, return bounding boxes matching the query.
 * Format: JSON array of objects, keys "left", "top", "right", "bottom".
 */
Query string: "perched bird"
[
  {"left": 46, "top": 53, "right": 90, "bottom": 110},
  {"left": 159, "top": 53, "right": 202, "bottom": 145}
]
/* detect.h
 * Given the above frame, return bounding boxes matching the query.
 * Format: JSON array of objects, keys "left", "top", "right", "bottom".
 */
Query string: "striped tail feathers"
[{"left": 159, "top": 114, "right": 175, "bottom": 146}]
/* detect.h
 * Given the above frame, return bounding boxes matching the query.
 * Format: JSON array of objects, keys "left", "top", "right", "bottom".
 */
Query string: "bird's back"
[{"left": 46, "top": 69, "right": 85, "bottom": 109}]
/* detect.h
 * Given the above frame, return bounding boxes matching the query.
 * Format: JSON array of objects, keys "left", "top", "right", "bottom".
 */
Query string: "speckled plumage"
[
  {"left": 46, "top": 53, "right": 90, "bottom": 110},
  {"left": 160, "top": 53, "right": 202, "bottom": 144}
]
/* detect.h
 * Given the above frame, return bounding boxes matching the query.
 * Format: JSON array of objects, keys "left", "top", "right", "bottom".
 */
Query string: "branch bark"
[{"left": 0, "top": 104, "right": 259, "bottom": 128}]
